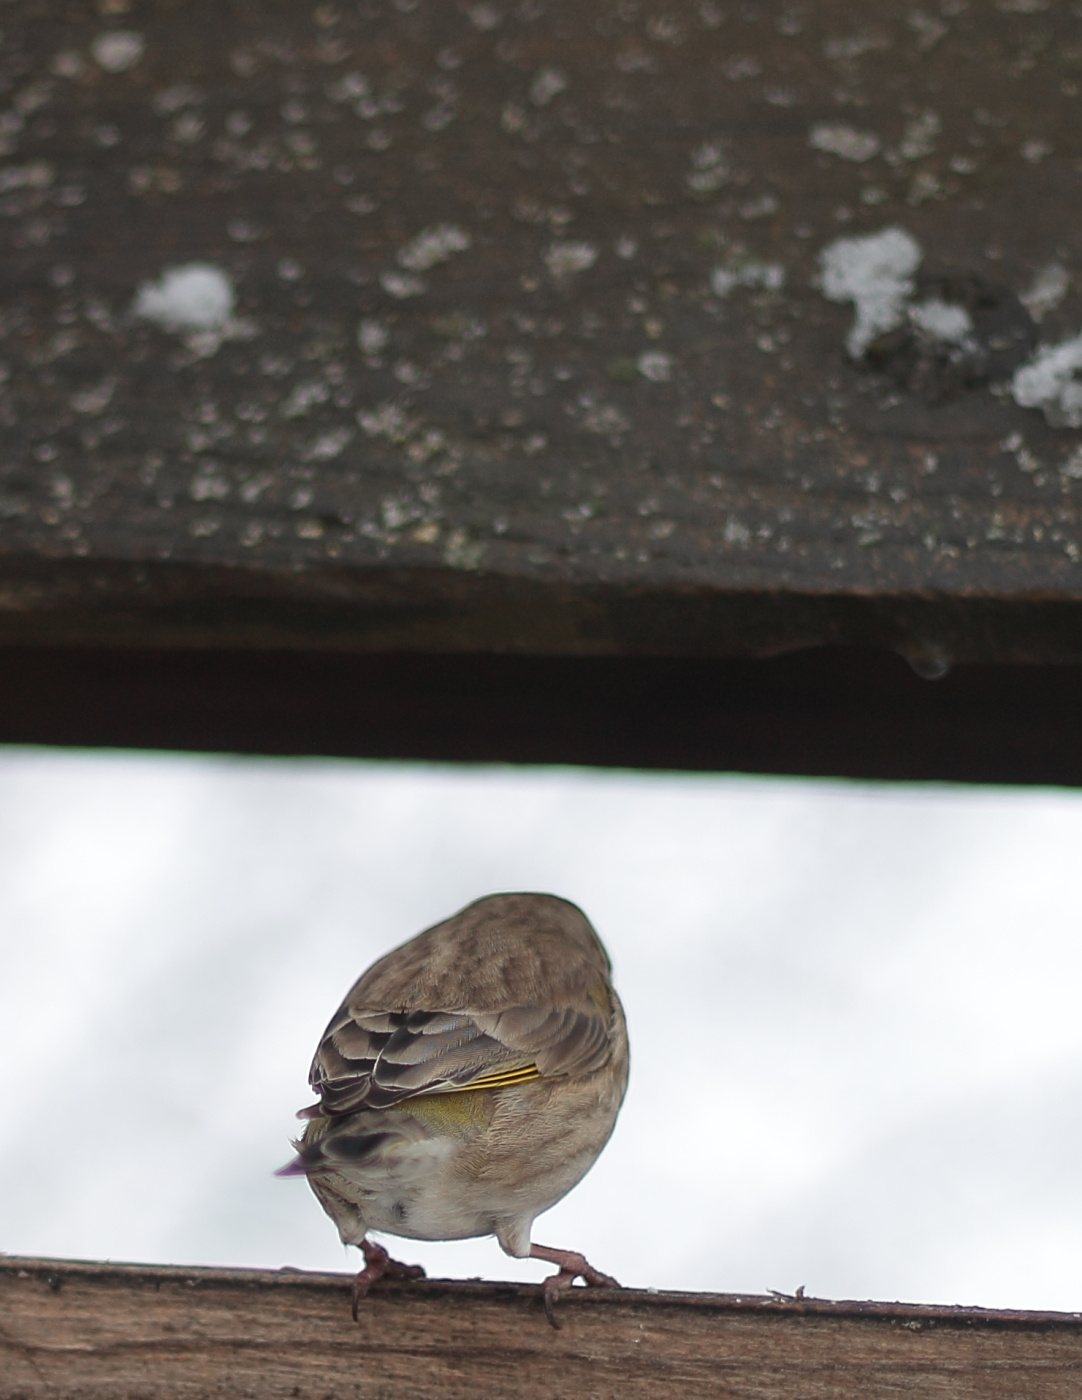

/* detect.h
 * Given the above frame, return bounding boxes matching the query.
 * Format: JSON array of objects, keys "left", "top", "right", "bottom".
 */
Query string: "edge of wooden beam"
[
  {"left": 4, "top": 644, "right": 1082, "bottom": 785},
  {"left": 3, "top": 1255, "right": 1081, "bottom": 1332}
]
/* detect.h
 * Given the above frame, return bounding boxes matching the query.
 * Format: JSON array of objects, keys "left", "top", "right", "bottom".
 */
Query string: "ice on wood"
[
  {"left": 819, "top": 227, "right": 922, "bottom": 359},
  {"left": 133, "top": 264, "right": 235, "bottom": 333},
  {"left": 1012, "top": 333, "right": 1082, "bottom": 428}
]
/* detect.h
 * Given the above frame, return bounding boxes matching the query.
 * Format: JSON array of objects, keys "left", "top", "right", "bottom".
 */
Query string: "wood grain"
[{"left": 3, "top": 1257, "right": 1082, "bottom": 1400}]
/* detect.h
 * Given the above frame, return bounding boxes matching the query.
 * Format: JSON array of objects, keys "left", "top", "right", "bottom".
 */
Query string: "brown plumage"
[{"left": 281, "top": 892, "right": 629, "bottom": 1325}]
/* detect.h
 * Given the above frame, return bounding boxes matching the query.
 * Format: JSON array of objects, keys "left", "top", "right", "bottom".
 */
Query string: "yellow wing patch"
[
  {"left": 446, "top": 1062, "right": 542, "bottom": 1093},
  {"left": 395, "top": 1064, "right": 542, "bottom": 1135}
]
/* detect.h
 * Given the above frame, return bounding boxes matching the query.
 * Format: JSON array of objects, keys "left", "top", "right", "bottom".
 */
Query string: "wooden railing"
[{"left": 4, "top": 1257, "right": 1082, "bottom": 1399}]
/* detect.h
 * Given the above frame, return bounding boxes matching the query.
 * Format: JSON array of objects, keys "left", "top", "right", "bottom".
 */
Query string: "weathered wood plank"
[
  {"left": 3, "top": 1257, "right": 1082, "bottom": 1400},
  {"left": 0, "top": 2, "right": 1080, "bottom": 664}
]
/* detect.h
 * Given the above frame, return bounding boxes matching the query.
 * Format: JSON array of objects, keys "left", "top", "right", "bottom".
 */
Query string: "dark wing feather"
[{"left": 310, "top": 996, "right": 616, "bottom": 1115}]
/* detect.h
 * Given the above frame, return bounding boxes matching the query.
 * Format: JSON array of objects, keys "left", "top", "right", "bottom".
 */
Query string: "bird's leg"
[
  {"left": 351, "top": 1239, "right": 426, "bottom": 1320},
  {"left": 529, "top": 1244, "right": 620, "bottom": 1328}
]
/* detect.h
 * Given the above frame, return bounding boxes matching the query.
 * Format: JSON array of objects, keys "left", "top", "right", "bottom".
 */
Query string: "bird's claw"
[
  {"left": 350, "top": 1240, "right": 426, "bottom": 1320},
  {"left": 532, "top": 1247, "right": 620, "bottom": 1328}
]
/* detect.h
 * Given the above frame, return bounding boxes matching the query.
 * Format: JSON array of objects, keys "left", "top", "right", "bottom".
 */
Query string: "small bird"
[{"left": 279, "top": 892, "right": 629, "bottom": 1325}]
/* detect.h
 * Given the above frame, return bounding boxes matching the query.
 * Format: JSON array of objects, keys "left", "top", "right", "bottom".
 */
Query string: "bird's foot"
[
  {"left": 529, "top": 1244, "right": 620, "bottom": 1328},
  {"left": 351, "top": 1239, "right": 426, "bottom": 1320}
]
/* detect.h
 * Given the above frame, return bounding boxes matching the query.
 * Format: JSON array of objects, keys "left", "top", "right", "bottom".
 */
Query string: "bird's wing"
[{"left": 310, "top": 994, "right": 616, "bottom": 1115}]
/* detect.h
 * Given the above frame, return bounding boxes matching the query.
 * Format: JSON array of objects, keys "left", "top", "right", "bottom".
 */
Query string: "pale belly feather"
[{"left": 304, "top": 1073, "right": 621, "bottom": 1255}]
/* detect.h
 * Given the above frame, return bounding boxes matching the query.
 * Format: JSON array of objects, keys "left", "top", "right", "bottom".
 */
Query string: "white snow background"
[{"left": 2, "top": 748, "right": 1081, "bottom": 1311}]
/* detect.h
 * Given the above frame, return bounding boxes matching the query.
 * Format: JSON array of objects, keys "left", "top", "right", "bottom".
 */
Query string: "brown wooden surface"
[
  {"left": 0, "top": 1, "right": 1081, "bottom": 667},
  {"left": 3, "top": 1256, "right": 1082, "bottom": 1400}
]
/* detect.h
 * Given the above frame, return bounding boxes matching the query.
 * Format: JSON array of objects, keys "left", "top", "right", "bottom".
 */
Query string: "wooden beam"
[
  {"left": 3, "top": 644, "right": 1082, "bottom": 784},
  {"left": 0, "top": 1, "right": 1081, "bottom": 670},
  {"left": 3, "top": 1257, "right": 1082, "bottom": 1400}
]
